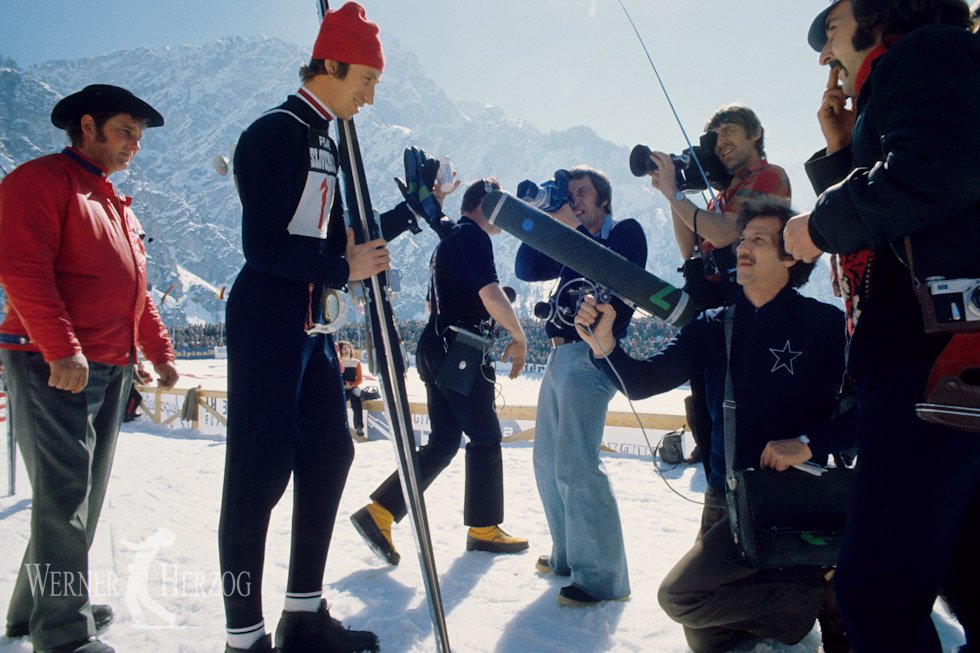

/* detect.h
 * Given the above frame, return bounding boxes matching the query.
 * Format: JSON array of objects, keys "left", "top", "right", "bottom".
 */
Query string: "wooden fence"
[{"left": 135, "top": 385, "right": 687, "bottom": 437}]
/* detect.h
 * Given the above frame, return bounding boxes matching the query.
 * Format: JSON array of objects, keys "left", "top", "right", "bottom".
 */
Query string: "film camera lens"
[
  {"left": 628, "top": 133, "right": 733, "bottom": 192},
  {"left": 630, "top": 144, "right": 657, "bottom": 177},
  {"left": 969, "top": 284, "right": 980, "bottom": 319}
]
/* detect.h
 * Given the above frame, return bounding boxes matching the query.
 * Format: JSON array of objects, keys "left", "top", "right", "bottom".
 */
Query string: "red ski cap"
[{"left": 312, "top": 2, "right": 384, "bottom": 73}]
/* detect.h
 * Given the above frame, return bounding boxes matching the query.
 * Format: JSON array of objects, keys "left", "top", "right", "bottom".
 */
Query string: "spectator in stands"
[{"left": 338, "top": 340, "right": 366, "bottom": 441}]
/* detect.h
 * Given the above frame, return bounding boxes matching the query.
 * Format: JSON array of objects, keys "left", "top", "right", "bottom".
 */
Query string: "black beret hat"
[{"left": 51, "top": 84, "right": 164, "bottom": 129}]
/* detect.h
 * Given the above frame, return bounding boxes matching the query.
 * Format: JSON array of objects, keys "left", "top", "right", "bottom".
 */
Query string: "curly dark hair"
[
  {"left": 851, "top": 0, "right": 971, "bottom": 50},
  {"left": 734, "top": 198, "right": 816, "bottom": 289},
  {"left": 705, "top": 104, "right": 765, "bottom": 156}
]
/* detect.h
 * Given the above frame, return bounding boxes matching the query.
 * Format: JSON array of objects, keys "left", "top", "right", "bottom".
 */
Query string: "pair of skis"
[{"left": 314, "top": 3, "right": 450, "bottom": 651}]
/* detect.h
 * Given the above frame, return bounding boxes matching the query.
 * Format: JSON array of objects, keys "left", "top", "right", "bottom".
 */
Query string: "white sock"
[
  {"left": 284, "top": 591, "right": 322, "bottom": 612},
  {"left": 226, "top": 621, "right": 265, "bottom": 649}
]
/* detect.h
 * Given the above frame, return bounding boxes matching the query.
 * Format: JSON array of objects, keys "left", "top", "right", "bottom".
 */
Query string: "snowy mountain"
[{"left": 0, "top": 35, "right": 832, "bottom": 325}]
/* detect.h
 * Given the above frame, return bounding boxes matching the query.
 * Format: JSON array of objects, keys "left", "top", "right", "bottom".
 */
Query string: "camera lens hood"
[{"left": 630, "top": 144, "right": 656, "bottom": 177}]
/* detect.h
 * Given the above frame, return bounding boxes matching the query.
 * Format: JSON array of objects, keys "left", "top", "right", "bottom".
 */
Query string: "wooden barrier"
[
  {"left": 137, "top": 385, "right": 229, "bottom": 430},
  {"left": 135, "top": 387, "right": 686, "bottom": 435}
]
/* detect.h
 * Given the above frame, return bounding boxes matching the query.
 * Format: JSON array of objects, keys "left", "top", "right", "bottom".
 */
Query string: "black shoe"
[
  {"left": 557, "top": 584, "right": 600, "bottom": 607},
  {"left": 7, "top": 604, "right": 114, "bottom": 639},
  {"left": 275, "top": 600, "right": 379, "bottom": 653},
  {"left": 557, "top": 584, "right": 629, "bottom": 608},
  {"left": 535, "top": 555, "right": 553, "bottom": 574},
  {"left": 350, "top": 504, "right": 400, "bottom": 566},
  {"left": 36, "top": 637, "right": 114, "bottom": 653},
  {"left": 225, "top": 634, "right": 274, "bottom": 652}
]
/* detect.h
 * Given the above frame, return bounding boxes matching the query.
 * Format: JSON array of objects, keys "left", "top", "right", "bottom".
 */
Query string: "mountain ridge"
[{"left": 0, "top": 34, "right": 831, "bottom": 326}]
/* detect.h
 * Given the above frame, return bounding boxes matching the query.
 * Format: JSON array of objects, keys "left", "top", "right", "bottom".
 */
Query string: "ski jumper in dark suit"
[
  {"left": 217, "top": 87, "right": 412, "bottom": 629},
  {"left": 805, "top": 25, "right": 980, "bottom": 651},
  {"left": 370, "top": 217, "right": 506, "bottom": 526}
]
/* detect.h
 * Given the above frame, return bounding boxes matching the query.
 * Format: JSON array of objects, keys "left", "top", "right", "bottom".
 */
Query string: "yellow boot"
[
  {"left": 466, "top": 525, "right": 529, "bottom": 554},
  {"left": 350, "top": 502, "right": 400, "bottom": 565}
]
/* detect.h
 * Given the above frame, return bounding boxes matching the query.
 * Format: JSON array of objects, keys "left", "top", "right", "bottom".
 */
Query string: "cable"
[
  {"left": 582, "top": 320, "right": 727, "bottom": 510},
  {"left": 615, "top": 0, "right": 721, "bottom": 212}
]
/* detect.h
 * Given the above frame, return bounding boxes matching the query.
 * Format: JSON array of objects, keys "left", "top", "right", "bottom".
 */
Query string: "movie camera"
[
  {"left": 516, "top": 169, "right": 571, "bottom": 212},
  {"left": 629, "top": 131, "right": 732, "bottom": 193}
]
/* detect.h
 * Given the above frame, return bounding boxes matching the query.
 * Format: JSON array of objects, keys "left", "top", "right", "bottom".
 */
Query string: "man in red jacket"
[{"left": 0, "top": 84, "right": 178, "bottom": 653}]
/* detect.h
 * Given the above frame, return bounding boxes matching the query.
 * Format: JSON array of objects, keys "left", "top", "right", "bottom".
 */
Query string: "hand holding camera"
[
  {"left": 630, "top": 131, "right": 732, "bottom": 194},
  {"left": 647, "top": 150, "right": 682, "bottom": 199}
]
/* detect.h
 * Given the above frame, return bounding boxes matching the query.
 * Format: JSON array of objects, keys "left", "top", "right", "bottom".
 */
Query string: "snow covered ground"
[{"left": 0, "top": 359, "right": 967, "bottom": 652}]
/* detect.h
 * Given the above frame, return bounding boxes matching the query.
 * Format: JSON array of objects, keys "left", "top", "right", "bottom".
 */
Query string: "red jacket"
[{"left": 0, "top": 148, "right": 174, "bottom": 367}]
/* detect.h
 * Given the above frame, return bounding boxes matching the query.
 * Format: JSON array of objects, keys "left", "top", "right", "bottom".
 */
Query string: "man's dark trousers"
[
  {"left": 658, "top": 505, "right": 824, "bottom": 652},
  {"left": 2, "top": 349, "right": 130, "bottom": 650},
  {"left": 836, "top": 357, "right": 980, "bottom": 652},
  {"left": 371, "top": 371, "right": 504, "bottom": 527}
]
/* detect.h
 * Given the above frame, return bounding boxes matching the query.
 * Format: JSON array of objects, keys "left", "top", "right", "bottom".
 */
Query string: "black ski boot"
[{"left": 274, "top": 600, "right": 379, "bottom": 653}]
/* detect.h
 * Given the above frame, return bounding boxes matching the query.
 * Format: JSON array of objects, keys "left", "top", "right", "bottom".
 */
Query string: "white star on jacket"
[{"left": 769, "top": 340, "right": 802, "bottom": 375}]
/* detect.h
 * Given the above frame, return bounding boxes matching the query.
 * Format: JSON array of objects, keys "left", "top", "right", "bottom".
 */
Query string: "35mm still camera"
[{"left": 926, "top": 276, "right": 980, "bottom": 323}]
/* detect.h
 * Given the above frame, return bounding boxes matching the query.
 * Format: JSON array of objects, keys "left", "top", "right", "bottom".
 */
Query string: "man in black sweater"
[{"left": 578, "top": 200, "right": 854, "bottom": 652}]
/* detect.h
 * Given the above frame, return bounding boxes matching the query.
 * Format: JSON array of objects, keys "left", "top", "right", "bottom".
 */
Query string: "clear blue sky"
[{"left": 0, "top": 0, "right": 835, "bottom": 208}]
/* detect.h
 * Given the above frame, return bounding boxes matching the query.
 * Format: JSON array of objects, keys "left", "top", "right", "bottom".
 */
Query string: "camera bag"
[
  {"left": 903, "top": 238, "right": 980, "bottom": 432},
  {"left": 726, "top": 467, "right": 853, "bottom": 570},
  {"left": 903, "top": 236, "right": 979, "bottom": 335},
  {"left": 434, "top": 326, "right": 488, "bottom": 396},
  {"left": 915, "top": 333, "right": 980, "bottom": 433},
  {"left": 720, "top": 307, "right": 854, "bottom": 569},
  {"left": 658, "top": 429, "right": 686, "bottom": 465}
]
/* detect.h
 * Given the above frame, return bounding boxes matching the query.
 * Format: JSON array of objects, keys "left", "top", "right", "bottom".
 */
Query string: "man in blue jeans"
[{"left": 516, "top": 165, "right": 647, "bottom": 607}]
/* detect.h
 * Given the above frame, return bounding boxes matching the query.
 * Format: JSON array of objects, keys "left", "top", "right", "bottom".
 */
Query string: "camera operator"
[
  {"left": 648, "top": 104, "right": 790, "bottom": 276},
  {"left": 645, "top": 104, "right": 791, "bottom": 482},
  {"left": 516, "top": 165, "right": 647, "bottom": 607},
  {"left": 784, "top": 1, "right": 980, "bottom": 650}
]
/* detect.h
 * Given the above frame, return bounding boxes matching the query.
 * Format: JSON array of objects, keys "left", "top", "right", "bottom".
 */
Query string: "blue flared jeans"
[{"left": 532, "top": 341, "right": 630, "bottom": 600}]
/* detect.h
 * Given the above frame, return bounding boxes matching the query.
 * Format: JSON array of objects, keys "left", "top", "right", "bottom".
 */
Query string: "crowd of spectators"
[
  {"left": 336, "top": 316, "right": 675, "bottom": 366},
  {"left": 168, "top": 323, "right": 227, "bottom": 349},
  {"left": 166, "top": 316, "right": 674, "bottom": 366}
]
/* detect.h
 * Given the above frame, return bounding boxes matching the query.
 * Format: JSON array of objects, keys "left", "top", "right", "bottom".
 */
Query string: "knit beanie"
[{"left": 312, "top": 2, "right": 384, "bottom": 73}]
